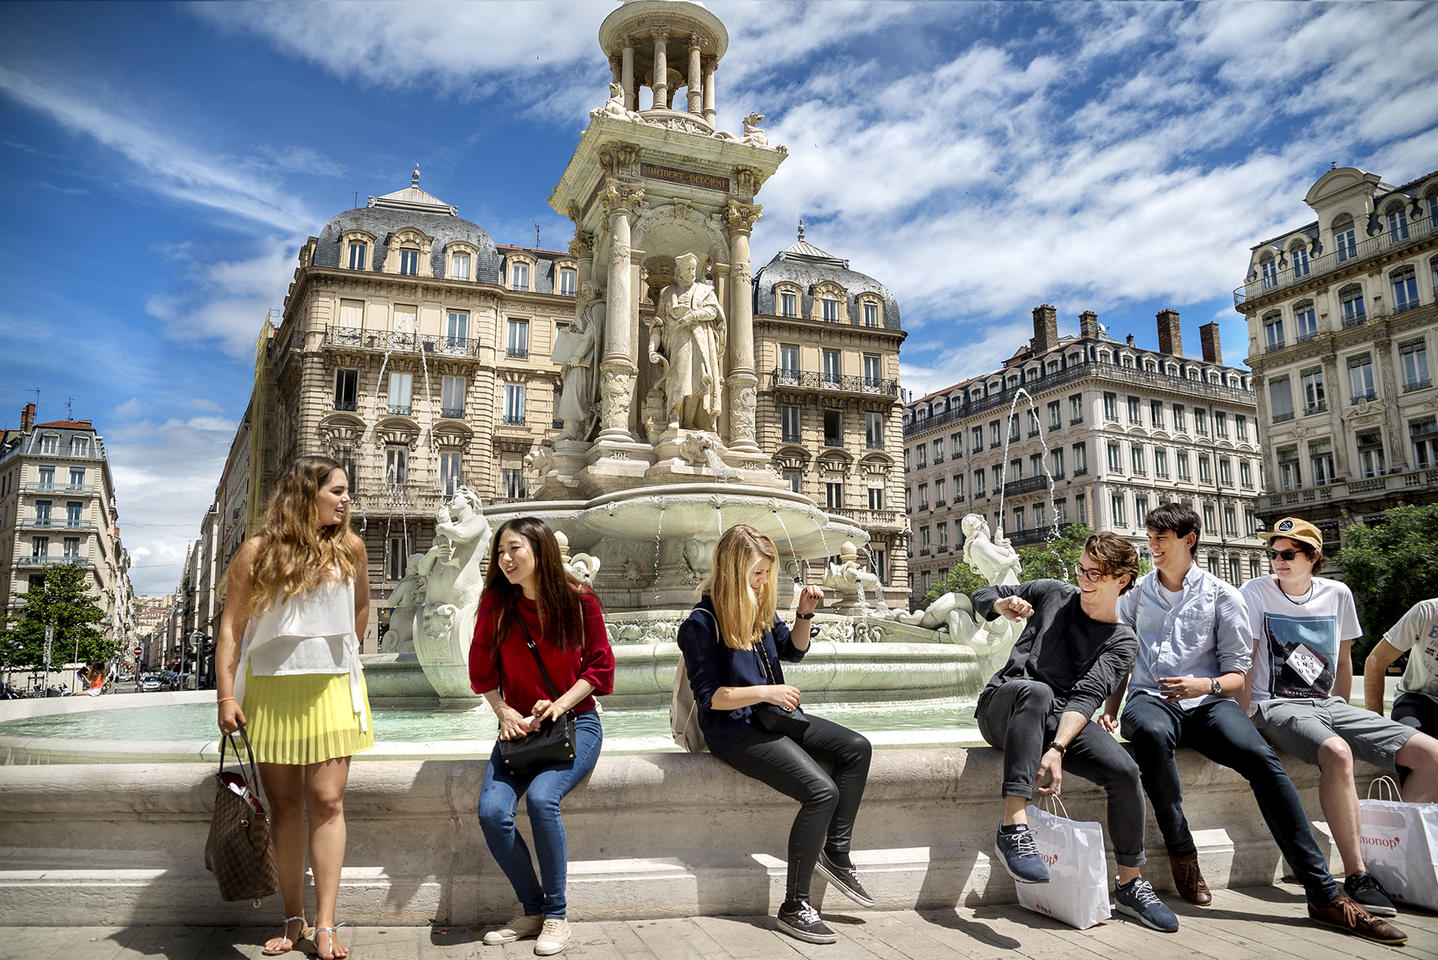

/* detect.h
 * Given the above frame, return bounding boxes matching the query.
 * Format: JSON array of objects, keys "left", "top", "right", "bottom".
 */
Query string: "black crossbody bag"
[
  {"left": 497, "top": 613, "right": 578, "bottom": 775},
  {"left": 753, "top": 634, "right": 810, "bottom": 738}
]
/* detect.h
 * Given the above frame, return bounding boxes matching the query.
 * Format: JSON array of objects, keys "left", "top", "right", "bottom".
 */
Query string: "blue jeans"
[
  {"left": 1121, "top": 694, "right": 1339, "bottom": 904},
  {"left": 477, "top": 711, "right": 603, "bottom": 918}
]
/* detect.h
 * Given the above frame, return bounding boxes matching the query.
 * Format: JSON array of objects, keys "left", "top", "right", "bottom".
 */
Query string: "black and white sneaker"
[
  {"left": 1344, "top": 872, "right": 1398, "bottom": 917},
  {"left": 776, "top": 900, "right": 838, "bottom": 944},
  {"left": 817, "top": 850, "right": 876, "bottom": 907}
]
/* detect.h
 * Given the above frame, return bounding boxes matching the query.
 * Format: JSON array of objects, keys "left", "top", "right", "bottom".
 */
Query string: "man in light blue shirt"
[{"left": 1104, "top": 504, "right": 1402, "bottom": 945}]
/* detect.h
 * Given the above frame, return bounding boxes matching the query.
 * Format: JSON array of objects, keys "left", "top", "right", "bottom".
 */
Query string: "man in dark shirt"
[{"left": 973, "top": 531, "right": 1178, "bottom": 932}]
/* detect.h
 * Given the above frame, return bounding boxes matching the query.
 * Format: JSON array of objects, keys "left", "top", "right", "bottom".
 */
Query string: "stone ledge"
[{"left": 0, "top": 746, "right": 1380, "bottom": 926}]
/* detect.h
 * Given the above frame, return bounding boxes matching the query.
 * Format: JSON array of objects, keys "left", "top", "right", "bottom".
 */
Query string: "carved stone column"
[
  {"left": 609, "top": 54, "right": 621, "bottom": 88},
  {"left": 651, "top": 29, "right": 669, "bottom": 110},
  {"left": 686, "top": 36, "right": 703, "bottom": 115},
  {"left": 598, "top": 181, "right": 643, "bottom": 444},
  {"left": 702, "top": 57, "right": 716, "bottom": 125},
  {"left": 569, "top": 230, "right": 594, "bottom": 299},
  {"left": 726, "top": 201, "right": 762, "bottom": 454},
  {"left": 621, "top": 39, "right": 636, "bottom": 111}
]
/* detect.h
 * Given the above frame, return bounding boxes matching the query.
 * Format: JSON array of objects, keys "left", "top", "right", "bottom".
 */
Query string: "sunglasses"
[{"left": 1267, "top": 548, "right": 1305, "bottom": 562}]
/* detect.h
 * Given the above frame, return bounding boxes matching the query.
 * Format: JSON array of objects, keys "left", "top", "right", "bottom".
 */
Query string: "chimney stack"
[
  {"left": 1030, "top": 304, "right": 1059, "bottom": 355},
  {"left": 1156, "top": 309, "right": 1182, "bottom": 356},
  {"left": 20, "top": 402, "right": 36, "bottom": 433},
  {"left": 1079, "top": 310, "right": 1100, "bottom": 339},
  {"left": 1200, "top": 322, "right": 1223, "bottom": 364}
]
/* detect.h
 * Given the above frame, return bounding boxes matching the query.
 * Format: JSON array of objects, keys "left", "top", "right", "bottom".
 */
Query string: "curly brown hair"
[
  {"left": 1084, "top": 531, "right": 1140, "bottom": 594},
  {"left": 248, "top": 456, "right": 355, "bottom": 613}
]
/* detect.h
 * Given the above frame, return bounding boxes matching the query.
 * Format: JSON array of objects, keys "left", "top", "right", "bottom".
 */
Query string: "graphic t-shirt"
[
  {"left": 1240, "top": 576, "right": 1361, "bottom": 704},
  {"left": 1384, "top": 597, "right": 1438, "bottom": 702}
]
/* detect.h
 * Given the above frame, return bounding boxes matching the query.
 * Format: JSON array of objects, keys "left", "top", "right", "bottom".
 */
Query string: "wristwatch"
[{"left": 1210, "top": 677, "right": 1222, "bottom": 696}]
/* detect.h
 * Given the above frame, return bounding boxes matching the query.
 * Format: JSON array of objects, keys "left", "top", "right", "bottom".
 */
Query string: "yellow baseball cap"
[{"left": 1259, "top": 516, "right": 1323, "bottom": 550}]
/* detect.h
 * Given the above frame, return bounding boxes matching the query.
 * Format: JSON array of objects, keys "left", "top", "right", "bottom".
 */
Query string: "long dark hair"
[{"left": 483, "top": 516, "right": 597, "bottom": 654}]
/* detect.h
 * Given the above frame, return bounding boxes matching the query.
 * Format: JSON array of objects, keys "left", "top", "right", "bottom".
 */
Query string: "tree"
[
  {"left": 2, "top": 564, "right": 110, "bottom": 669},
  {"left": 1336, "top": 503, "right": 1438, "bottom": 669}
]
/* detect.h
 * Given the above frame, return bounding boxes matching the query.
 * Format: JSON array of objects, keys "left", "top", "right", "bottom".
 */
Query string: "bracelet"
[
  {"left": 794, "top": 613, "right": 813, "bottom": 621},
  {"left": 217, "top": 696, "right": 235, "bottom": 705},
  {"left": 1045, "top": 740, "right": 1067, "bottom": 756}
]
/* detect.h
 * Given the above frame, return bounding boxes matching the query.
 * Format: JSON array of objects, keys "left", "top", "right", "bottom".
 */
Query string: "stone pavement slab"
[{"left": 1, "top": 884, "right": 1433, "bottom": 960}]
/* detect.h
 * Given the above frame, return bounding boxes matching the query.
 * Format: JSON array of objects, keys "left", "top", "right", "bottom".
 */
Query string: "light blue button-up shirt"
[{"left": 1117, "top": 562, "right": 1253, "bottom": 710}]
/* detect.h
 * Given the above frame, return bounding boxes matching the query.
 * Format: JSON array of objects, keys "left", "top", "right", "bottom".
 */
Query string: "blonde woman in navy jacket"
[{"left": 678, "top": 524, "right": 873, "bottom": 945}]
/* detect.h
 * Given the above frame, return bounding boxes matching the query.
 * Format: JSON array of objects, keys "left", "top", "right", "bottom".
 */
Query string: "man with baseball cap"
[{"left": 1241, "top": 516, "right": 1438, "bottom": 922}]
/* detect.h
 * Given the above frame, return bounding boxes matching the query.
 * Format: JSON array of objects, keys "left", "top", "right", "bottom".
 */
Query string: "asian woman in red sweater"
[{"left": 469, "top": 517, "right": 614, "bottom": 956}]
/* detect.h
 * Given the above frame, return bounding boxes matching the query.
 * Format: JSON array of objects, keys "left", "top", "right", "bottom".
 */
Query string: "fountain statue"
[
  {"left": 554, "top": 281, "right": 603, "bottom": 441},
  {"left": 649, "top": 252, "right": 726, "bottom": 432},
  {"left": 378, "top": 554, "right": 424, "bottom": 654},
  {"left": 897, "top": 515, "right": 1025, "bottom": 659},
  {"left": 822, "top": 541, "right": 889, "bottom": 616},
  {"left": 411, "top": 486, "right": 491, "bottom": 698}
]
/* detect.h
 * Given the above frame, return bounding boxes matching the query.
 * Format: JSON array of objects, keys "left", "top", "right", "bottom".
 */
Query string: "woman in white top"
[{"left": 216, "top": 456, "right": 372, "bottom": 960}]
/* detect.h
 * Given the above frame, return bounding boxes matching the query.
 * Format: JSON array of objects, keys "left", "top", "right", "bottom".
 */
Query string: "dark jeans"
[
  {"left": 1393, "top": 691, "right": 1438, "bottom": 738},
  {"left": 977, "top": 678, "right": 1147, "bottom": 867},
  {"left": 1121, "top": 694, "right": 1339, "bottom": 905},
  {"left": 714, "top": 713, "right": 872, "bottom": 903}
]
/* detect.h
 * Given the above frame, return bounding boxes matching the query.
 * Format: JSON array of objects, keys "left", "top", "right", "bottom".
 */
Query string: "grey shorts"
[{"left": 1251, "top": 696, "right": 1417, "bottom": 771}]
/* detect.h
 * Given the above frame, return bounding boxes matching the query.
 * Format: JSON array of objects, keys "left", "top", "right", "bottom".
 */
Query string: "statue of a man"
[
  {"left": 961, "top": 514, "right": 1022, "bottom": 587},
  {"left": 651, "top": 252, "right": 726, "bottom": 431},
  {"left": 554, "top": 281, "right": 603, "bottom": 441}
]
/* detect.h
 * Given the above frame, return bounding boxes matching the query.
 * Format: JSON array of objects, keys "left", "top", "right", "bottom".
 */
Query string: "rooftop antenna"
[
  {"left": 30, "top": 387, "right": 40, "bottom": 408},
  {"left": 533, "top": 221, "right": 541, "bottom": 248},
  {"left": 65, "top": 397, "right": 75, "bottom": 419},
  {"left": 354, "top": 191, "right": 359, "bottom": 208}
]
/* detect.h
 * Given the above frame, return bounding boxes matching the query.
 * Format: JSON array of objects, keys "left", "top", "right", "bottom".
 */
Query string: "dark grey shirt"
[{"left": 974, "top": 579, "right": 1138, "bottom": 721}]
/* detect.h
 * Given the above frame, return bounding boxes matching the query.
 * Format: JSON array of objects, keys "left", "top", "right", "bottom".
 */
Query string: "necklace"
[{"left": 1276, "top": 576, "right": 1315, "bottom": 606}]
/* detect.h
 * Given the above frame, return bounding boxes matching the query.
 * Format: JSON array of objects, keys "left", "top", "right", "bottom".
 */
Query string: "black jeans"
[
  {"left": 977, "top": 678, "right": 1147, "bottom": 867},
  {"left": 1393, "top": 691, "right": 1438, "bottom": 738},
  {"left": 1121, "top": 694, "right": 1340, "bottom": 904},
  {"left": 715, "top": 713, "right": 872, "bottom": 903}
]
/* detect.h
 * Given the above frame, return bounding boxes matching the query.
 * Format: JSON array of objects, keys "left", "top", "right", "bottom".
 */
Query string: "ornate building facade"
[
  {"left": 904, "top": 308, "right": 1267, "bottom": 602},
  {"left": 1235, "top": 165, "right": 1438, "bottom": 550}
]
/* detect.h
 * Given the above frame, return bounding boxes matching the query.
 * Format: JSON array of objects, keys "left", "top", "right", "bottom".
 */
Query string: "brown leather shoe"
[
  {"left": 1308, "top": 895, "right": 1407, "bottom": 945},
  {"left": 1167, "top": 851, "right": 1212, "bottom": 906}
]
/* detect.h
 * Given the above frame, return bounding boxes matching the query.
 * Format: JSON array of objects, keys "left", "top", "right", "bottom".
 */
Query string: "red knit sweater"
[{"left": 468, "top": 589, "right": 614, "bottom": 715}]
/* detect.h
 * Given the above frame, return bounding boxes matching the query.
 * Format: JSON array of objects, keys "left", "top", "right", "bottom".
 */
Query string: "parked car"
[{"left": 139, "top": 674, "right": 163, "bottom": 693}]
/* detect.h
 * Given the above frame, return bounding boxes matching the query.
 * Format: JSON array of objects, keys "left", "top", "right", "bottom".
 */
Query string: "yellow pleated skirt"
[{"left": 242, "top": 669, "right": 374, "bottom": 766}]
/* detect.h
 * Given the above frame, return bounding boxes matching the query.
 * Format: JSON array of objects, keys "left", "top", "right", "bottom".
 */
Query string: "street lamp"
[{"left": 188, "top": 631, "right": 207, "bottom": 690}]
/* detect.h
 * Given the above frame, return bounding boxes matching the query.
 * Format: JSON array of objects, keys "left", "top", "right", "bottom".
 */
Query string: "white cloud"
[{"left": 146, "top": 235, "right": 299, "bottom": 358}]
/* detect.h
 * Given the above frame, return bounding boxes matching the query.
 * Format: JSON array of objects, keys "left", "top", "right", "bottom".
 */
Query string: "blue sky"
[{"left": 2, "top": 0, "right": 1435, "bottom": 595}]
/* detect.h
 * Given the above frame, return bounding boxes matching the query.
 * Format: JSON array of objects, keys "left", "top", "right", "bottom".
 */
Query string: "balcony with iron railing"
[
  {"left": 22, "top": 482, "right": 96, "bottom": 495},
  {"left": 323, "top": 325, "right": 484, "bottom": 358},
  {"left": 1002, "top": 476, "right": 1050, "bottom": 497},
  {"left": 501, "top": 414, "right": 528, "bottom": 426},
  {"left": 14, "top": 555, "right": 92, "bottom": 569},
  {"left": 17, "top": 517, "right": 92, "bottom": 531},
  {"left": 833, "top": 507, "right": 904, "bottom": 530},
  {"left": 1234, "top": 214, "right": 1437, "bottom": 307},
  {"left": 770, "top": 369, "right": 901, "bottom": 399},
  {"left": 1260, "top": 465, "right": 1438, "bottom": 514},
  {"left": 440, "top": 406, "right": 465, "bottom": 419}
]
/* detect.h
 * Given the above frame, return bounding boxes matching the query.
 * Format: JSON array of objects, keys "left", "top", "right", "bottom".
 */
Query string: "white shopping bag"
[
  {"left": 1015, "top": 799, "right": 1111, "bottom": 929},
  {"left": 1359, "top": 777, "right": 1438, "bottom": 911}
]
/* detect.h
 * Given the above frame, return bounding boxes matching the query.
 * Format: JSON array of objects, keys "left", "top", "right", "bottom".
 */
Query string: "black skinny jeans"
[
  {"left": 977, "top": 678, "right": 1147, "bottom": 867},
  {"left": 715, "top": 713, "right": 872, "bottom": 903}
]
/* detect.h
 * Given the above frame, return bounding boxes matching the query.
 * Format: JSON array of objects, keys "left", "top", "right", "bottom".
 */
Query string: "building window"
[
  {"left": 1236, "top": 414, "right": 1248, "bottom": 442},
  {"left": 68, "top": 467, "right": 83, "bottom": 489},
  {"left": 441, "top": 375, "right": 466, "bottom": 418},
  {"left": 1172, "top": 404, "right": 1186, "bottom": 432},
  {"left": 863, "top": 301, "right": 879, "bottom": 327},
  {"left": 1401, "top": 339, "right": 1431, "bottom": 391},
  {"left": 1392, "top": 266, "right": 1419, "bottom": 313},
  {"left": 1268, "top": 375, "right": 1294, "bottom": 422},
  {"left": 1048, "top": 400, "right": 1062, "bottom": 430},
  {"left": 992, "top": 464, "right": 1003, "bottom": 490},
  {"left": 503, "top": 467, "right": 527, "bottom": 500},
  {"left": 1194, "top": 408, "right": 1208, "bottom": 435},
  {"left": 348, "top": 241, "right": 368, "bottom": 270},
  {"left": 40, "top": 433, "right": 58, "bottom": 454},
  {"left": 822, "top": 349, "right": 841, "bottom": 386},
  {"left": 1411, "top": 416, "right": 1438, "bottom": 469},
  {"left": 1301, "top": 367, "right": 1326, "bottom": 414},
  {"left": 916, "top": 445, "right": 927, "bottom": 469},
  {"left": 933, "top": 437, "right": 945, "bottom": 463},
  {"left": 439, "top": 451, "right": 462, "bottom": 495},
  {"left": 821, "top": 297, "right": 841, "bottom": 323},
  {"left": 1127, "top": 396, "right": 1141, "bottom": 423},
  {"left": 1259, "top": 256, "right": 1278, "bottom": 289},
  {"left": 387, "top": 536, "right": 408, "bottom": 581},
  {"left": 507, "top": 319, "right": 529, "bottom": 358},
  {"left": 70, "top": 436, "right": 90, "bottom": 457},
  {"left": 781, "top": 291, "right": 798, "bottom": 317},
  {"left": 1335, "top": 215, "right": 1357, "bottom": 262},
  {"left": 1249, "top": 556, "right": 1262, "bottom": 580},
  {"left": 1011, "top": 508, "right": 1024, "bottom": 533},
  {"left": 450, "top": 251, "right": 471, "bottom": 281},
  {"left": 826, "top": 482, "right": 844, "bottom": 510},
  {"left": 63, "top": 536, "right": 80, "bottom": 559},
  {"left": 955, "top": 473, "right": 965, "bottom": 500},
  {"left": 1130, "top": 444, "right": 1145, "bottom": 475},
  {"left": 1219, "top": 457, "right": 1233, "bottom": 486},
  {"left": 1103, "top": 392, "right": 1118, "bottom": 421},
  {"left": 1177, "top": 451, "right": 1191, "bottom": 481},
  {"left": 990, "top": 421, "right": 1001, "bottom": 447},
  {"left": 868, "top": 486, "right": 885, "bottom": 510},
  {"left": 1263, "top": 312, "right": 1285, "bottom": 351},
  {"left": 971, "top": 426, "right": 983, "bottom": 454},
  {"left": 333, "top": 369, "right": 358, "bottom": 411},
  {"left": 1291, "top": 245, "right": 1310, "bottom": 278},
  {"left": 1055, "top": 498, "right": 1068, "bottom": 523},
  {"left": 973, "top": 470, "right": 985, "bottom": 497},
  {"left": 31, "top": 536, "right": 49, "bottom": 559},
  {"left": 785, "top": 470, "right": 801, "bottom": 493},
  {"left": 34, "top": 500, "right": 52, "bottom": 525},
  {"left": 1214, "top": 411, "right": 1228, "bottom": 438},
  {"left": 1348, "top": 353, "right": 1376, "bottom": 402},
  {"left": 1387, "top": 206, "right": 1410, "bottom": 242},
  {"left": 1070, "top": 394, "right": 1083, "bottom": 423},
  {"left": 1107, "top": 442, "right": 1122, "bottom": 473},
  {"left": 1075, "top": 492, "right": 1086, "bottom": 525},
  {"left": 1357, "top": 429, "right": 1385, "bottom": 478},
  {"left": 1198, "top": 454, "right": 1212, "bottom": 483},
  {"left": 398, "top": 248, "right": 420, "bottom": 276},
  {"left": 387, "top": 372, "right": 413, "bottom": 415},
  {"left": 779, "top": 344, "right": 800, "bottom": 383},
  {"left": 1111, "top": 494, "right": 1126, "bottom": 527},
  {"left": 385, "top": 446, "right": 407, "bottom": 485},
  {"left": 558, "top": 267, "right": 577, "bottom": 296},
  {"left": 782, "top": 405, "right": 802, "bottom": 444},
  {"left": 935, "top": 477, "right": 946, "bottom": 505},
  {"left": 35, "top": 465, "right": 54, "bottom": 490},
  {"left": 1309, "top": 438, "right": 1335, "bottom": 486},
  {"left": 1294, "top": 301, "right": 1317, "bottom": 341},
  {"left": 1203, "top": 503, "right": 1216, "bottom": 533},
  {"left": 1276, "top": 445, "right": 1300, "bottom": 491},
  {"left": 1149, "top": 400, "right": 1164, "bottom": 428},
  {"left": 1154, "top": 447, "right": 1168, "bottom": 478},
  {"left": 1227, "top": 555, "right": 1240, "bottom": 584},
  {"left": 511, "top": 262, "right": 530, "bottom": 291},
  {"left": 824, "top": 410, "right": 841, "bottom": 447},
  {"left": 1073, "top": 442, "right": 1087, "bottom": 475},
  {"left": 503, "top": 384, "right": 527, "bottom": 424},
  {"left": 863, "top": 354, "right": 883, "bottom": 390},
  {"left": 1339, "top": 284, "right": 1366, "bottom": 327},
  {"left": 1240, "top": 459, "right": 1253, "bottom": 487}
]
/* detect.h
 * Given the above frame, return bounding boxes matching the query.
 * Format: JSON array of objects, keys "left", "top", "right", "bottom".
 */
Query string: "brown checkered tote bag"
[{"left": 204, "top": 727, "right": 278, "bottom": 902}]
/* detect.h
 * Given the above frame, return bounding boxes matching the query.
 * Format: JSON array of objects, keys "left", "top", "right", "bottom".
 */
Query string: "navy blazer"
[{"left": 677, "top": 595, "right": 813, "bottom": 753}]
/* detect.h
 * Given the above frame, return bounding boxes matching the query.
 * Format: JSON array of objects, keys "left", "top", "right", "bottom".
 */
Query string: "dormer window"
[
  {"left": 1260, "top": 255, "right": 1278, "bottom": 289},
  {"left": 41, "top": 433, "right": 59, "bottom": 454},
  {"left": 348, "top": 241, "right": 367, "bottom": 270},
  {"left": 1333, "top": 214, "right": 1357, "bottom": 262},
  {"left": 781, "top": 291, "right": 797, "bottom": 316},
  {"left": 1290, "top": 242, "right": 1310, "bottom": 278},
  {"left": 511, "top": 262, "right": 530, "bottom": 291},
  {"left": 399, "top": 249, "right": 420, "bottom": 276},
  {"left": 340, "top": 228, "right": 376, "bottom": 271},
  {"left": 558, "top": 265, "right": 577, "bottom": 296},
  {"left": 1386, "top": 203, "right": 1410, "bottom": 242},
  {"left": 861, "top": 299, "right": 880, "bottom": 327},
  {"left": 821, "top": 297, "right": 840, "bottom": 322},
  {"left": 444, "top": 240, "right": 478, "bottom": 282},
  {"left": 451, "top": 252, "right": 471, "bottom": 281},
  {"left": 70, "top": 436, "right": 90, "bottom": 457}
]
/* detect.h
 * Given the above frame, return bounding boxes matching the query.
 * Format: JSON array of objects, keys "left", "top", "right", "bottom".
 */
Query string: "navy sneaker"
[
  {"left": 994, "top": 825, "right": 1050, "bottom": 884},
  {"left": 1344, "top": 872, "right": 1397, "bottom": 917},
  {"left": 1115, "top": 877, "right": 1179, "bottom": 932}
]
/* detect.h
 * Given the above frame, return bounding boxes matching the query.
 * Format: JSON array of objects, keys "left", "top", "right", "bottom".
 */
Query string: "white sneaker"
[
  {"left": 482, "top": 914, "right": 543, "bottom": 944},
  {"left": 534, "top": 917, "right": 570, "bottom": 956}
]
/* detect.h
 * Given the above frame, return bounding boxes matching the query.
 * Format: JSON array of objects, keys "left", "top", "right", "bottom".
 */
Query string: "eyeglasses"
[
  {"left": 1075, "top": 565, "right": 1109, "bottom": 582},
  {"left": 1268, "top": 548, "right": 1304, "bottom": 562}
]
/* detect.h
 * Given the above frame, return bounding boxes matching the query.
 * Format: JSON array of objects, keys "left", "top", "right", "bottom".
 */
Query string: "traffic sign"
[{"left": 133, "top": 646, "right": 143, "bottom": 656}]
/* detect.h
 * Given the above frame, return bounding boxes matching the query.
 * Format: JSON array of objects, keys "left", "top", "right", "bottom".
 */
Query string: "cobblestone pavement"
[{"left": 1, "top": 883, "right": 1433, "bottom": 960}]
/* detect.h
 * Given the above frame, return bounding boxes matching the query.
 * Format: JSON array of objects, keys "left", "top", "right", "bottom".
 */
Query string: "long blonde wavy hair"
[
  {"left": 704, "top": 524, "right": 779, "bottom": 651},
  {"left": 248, "top": 455, "right": 355, "bottom": 614}
]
